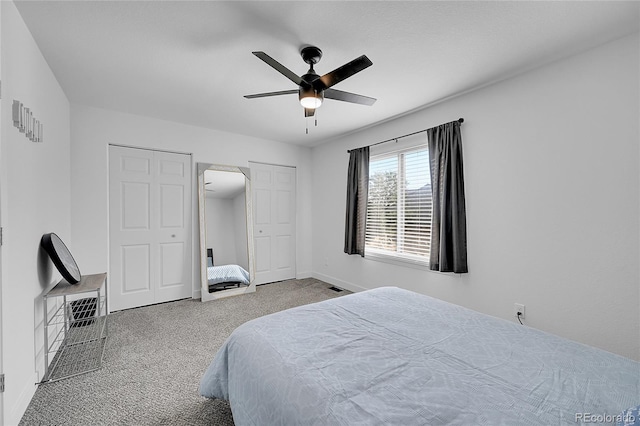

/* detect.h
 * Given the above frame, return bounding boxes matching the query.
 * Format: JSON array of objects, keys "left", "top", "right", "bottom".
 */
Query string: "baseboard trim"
[
  {"left": 9, "top": 372, "right": 39, "bottom": 426},
  {"left": 311, "top": 272, "right": 368, "bottom": 294},
  {"left": 194, "top": 274, "right": 362, "bottom": 297},
  {"left": 296, "top": 271, "right": 312, "bottom": 280}
]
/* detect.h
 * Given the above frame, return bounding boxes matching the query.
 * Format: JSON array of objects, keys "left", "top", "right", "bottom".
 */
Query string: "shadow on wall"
[
  {"left": 35, "top": 242, "right": 54, "bottom": 382},
  {"left": 36, "top": 243, "right": 53, "bottom": 290}
]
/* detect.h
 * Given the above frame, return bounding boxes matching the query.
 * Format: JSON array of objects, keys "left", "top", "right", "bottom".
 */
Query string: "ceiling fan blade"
[
  {"left": 317, "top": 55, "right": 373, "bottom": 89},
  {"left": 304, "top": 108, "right": 315, "bottom": 117},
  {"left": 252, "top": 52, "right": 303, "bottom": 86},
  {"left": 324, "top": 89, "right": 376, "bottom": 106},
  {"left": 244, "top": 89, "right": 298, "bottom": 99}
]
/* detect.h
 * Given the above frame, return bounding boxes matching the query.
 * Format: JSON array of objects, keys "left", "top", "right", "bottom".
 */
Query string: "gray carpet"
[{"left": 20, "top": 278, "right": 349, "bottom": 426}]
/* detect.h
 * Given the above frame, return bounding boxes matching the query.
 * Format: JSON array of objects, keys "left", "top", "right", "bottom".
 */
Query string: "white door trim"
[
  {"left": 0, "top": 4, "right": 5, "bottom": 418},
  {"left": 0, "top": 35, "right": 4, "bottom": 426}
]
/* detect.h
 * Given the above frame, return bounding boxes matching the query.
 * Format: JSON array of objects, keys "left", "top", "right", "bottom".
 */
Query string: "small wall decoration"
[{"left": 12, "top": 100, "right": 43, "bottom": 142}]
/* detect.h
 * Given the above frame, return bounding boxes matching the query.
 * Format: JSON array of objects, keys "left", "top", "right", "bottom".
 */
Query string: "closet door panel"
[
  {"left": 109, "top": 146, "right": 192, "bottom": 311},
  {"left": 110, "top": 147, "right": 156, "bottom": 310},
  {"left": 154, "top": 150, "right": 192, "bottom": 304},
  {"left": 250, "top": 162, "right": 296, "bottom": 285}
]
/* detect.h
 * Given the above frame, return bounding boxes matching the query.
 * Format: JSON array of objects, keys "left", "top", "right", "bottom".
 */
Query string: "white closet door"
[
  {"left": 250, "top": 163, "right": 296, "bottom": 285},
  {"left": 154, "top": 151, "right": 192, "bottom": 304},
  {"left": 109, "top": 146, "right": 192, "bottom": 311}
]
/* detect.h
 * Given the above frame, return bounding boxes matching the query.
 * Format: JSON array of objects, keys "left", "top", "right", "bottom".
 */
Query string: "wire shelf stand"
[{"left": 40, "top": 273, "right": 108, "bottom": 384}]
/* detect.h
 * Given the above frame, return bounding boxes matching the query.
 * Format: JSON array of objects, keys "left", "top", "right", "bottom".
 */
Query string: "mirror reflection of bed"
[{"left": 198, "top": 164, "right": 255, "bottom": 302}]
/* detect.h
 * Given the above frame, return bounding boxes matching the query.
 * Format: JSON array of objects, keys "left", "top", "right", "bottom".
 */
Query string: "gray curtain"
[
  {"left": 427, "top": 121, "right": 468, "bottom": 273},
  {"left": 344, "top": 147, "right": 370, "bottom": 257}
]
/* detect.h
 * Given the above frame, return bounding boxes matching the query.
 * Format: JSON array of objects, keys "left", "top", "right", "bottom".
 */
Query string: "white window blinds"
[{"left": 365, "top": 145, "right": 432, "bottom": 263}]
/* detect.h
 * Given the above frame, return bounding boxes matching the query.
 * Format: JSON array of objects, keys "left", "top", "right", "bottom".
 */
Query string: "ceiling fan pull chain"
[
  {"left": 315, "top": 93, "right": 318, "bottom": 127},
  {"left": 306, "top": 115, "right": 309, "bottom": 134}
]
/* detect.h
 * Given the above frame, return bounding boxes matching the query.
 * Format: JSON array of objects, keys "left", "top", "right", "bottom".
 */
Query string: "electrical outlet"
[{"left": 514, "top": 303, "right": 525, "bottom": 319}]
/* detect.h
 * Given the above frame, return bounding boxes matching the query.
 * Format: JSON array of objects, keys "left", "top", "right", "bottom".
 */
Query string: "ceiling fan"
[{"left": 244, "top": 46, "right": 376, "bottom": 118}]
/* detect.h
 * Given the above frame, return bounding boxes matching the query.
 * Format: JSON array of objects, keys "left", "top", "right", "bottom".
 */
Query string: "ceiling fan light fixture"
[
  {"left": 246, "top": 47, "right": 375, "bottom": 120},
  {"left": 299, "top": 87, "right": 323, "bottom": 109}
]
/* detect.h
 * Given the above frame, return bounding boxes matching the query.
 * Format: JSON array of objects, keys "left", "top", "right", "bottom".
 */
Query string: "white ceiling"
[
  {"left": 204, "top": 169, "right": 245, "bottom": 199},
  {"left": 15, "top": 1, "right": 640, "bottom": 147}
]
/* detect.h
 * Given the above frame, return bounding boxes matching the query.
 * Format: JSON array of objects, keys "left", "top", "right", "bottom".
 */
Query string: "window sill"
[
  {"left": 364, "top": 249, "right": 431, "bottom": 271},
  {"left": 364, "top": 249, "right": 465, "bottom": 276}
]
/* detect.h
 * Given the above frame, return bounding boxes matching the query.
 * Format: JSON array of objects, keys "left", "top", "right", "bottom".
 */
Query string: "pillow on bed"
[{"left": 617, "top": 405, "right": 640, "bottom": 426}]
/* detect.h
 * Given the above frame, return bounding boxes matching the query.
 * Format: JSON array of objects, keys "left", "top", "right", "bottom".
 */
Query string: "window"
[{"left": 365, "top": 145, "right": 431, "bottom": 265}]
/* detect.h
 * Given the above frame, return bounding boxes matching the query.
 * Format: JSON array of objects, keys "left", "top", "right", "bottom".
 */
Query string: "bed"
[
  {"left": 206, "top": 262, "right": 250, "bottom": 293},
  {"left": 199, "top": 287, "right": 640, "bottom": 425},
  {"left": 205, "top": 250, "right": 250, "bottom": 292}
]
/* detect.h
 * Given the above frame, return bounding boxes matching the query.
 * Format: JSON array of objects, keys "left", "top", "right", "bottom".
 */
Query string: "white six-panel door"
[
  {"left": 250, "top": 162, "right": 296, "bottom": 285},
  {"left": 109, "top": 146, "right": 192, "bottom": 311}
]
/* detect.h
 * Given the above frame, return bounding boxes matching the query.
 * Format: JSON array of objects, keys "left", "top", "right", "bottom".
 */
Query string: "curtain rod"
[{"left": 347, "top": 118, "right": 464, "bottom": 153}]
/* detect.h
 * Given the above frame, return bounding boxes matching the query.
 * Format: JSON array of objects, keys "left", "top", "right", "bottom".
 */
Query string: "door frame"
[
  {"left": 107, "top": 144, "right": 194, "bottom": 312},
  {"left": 0, "top": 2, "right": 5, "bottom": 420}
]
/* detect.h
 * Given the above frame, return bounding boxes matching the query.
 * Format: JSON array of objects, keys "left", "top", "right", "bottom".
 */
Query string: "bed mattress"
[
  {"left": 200, "top": 287, "right": 639, "bottom": 425},
  {"left": 207, "top": 264, "right": 250, "bottom": 285}
]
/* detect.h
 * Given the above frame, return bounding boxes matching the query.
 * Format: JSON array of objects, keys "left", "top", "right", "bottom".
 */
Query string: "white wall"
[
  {"left": 205, "top": 196, "right": 239, "bottom": 266},
  {"left": 233, "top": 192, "right": 249, "bottom": 271},
  {"left": 311, "top": 34, "right": 640, "bottom": 360},
  {"left": 205, "top": 192, "right": 249, "bottom": 269},
  {"left": 0, "top": 1, "right": 71, "bottom": 423},
  {"left": 70, "top": 105, "right": 313, "bottom": 300}
]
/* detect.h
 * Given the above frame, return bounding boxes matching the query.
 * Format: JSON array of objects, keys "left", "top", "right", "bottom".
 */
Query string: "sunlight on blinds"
[{"left": 366, "top": 146, "right": 431, "bottom": 262}]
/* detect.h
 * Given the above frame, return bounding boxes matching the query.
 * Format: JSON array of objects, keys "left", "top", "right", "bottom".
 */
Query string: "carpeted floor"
[{"left": 19, "top": 278, "right": 349, "bottom": 426}]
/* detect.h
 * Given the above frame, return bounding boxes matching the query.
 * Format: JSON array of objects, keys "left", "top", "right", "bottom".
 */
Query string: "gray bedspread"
[{"left": 200, "top": 287, "right": 639, "bottom": 425}]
